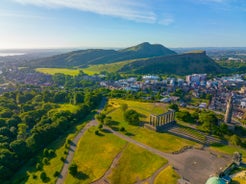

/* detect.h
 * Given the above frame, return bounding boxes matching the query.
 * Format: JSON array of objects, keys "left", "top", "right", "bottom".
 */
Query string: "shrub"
[
  {"left": 69, "top": 163, "right": 78, "bottom": 176},
  {"left": 120, "top": 127, "right": 125, "bottom": 132},
  {"left": 40, "top": 172, "right": 47, "bottom": 181},
  {"left": 53, "top": 171, "right": 60, "bottom": 177},
  {"left": 95, "top": 130, "right": 99, "bottom": 135}
]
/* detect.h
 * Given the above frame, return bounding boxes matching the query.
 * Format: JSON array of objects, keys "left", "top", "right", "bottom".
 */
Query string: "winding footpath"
[{"left": 56, "top": 100, "right": 105, "bottom": 184}]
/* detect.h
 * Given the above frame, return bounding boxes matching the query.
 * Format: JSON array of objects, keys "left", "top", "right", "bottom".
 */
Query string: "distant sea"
[{"left": 0, "top": 53, "right": 25, "bottom": 57}]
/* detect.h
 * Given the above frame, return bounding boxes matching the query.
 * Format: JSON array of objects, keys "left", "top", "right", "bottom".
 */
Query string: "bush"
[
  {"left": 53, "top": 171, "right": 60, "bottom": 177},
  {"left": 60, "top": 157, "right": 66, "bottom": 162},
  {"left": 120, "top": 127, "right": 125, "bottom": 132},
  {"left": 98, "top": 123, "right": 103, "bottom": 129},
  {"left": 69, "top": 163, "right": 78, "bottom": 176},
  {"left": 40, "top": 172, "right": 47, "bottom": 181},
  {"left": 95, "top": 130, "right": 99, "bottom": 135},
  {"left": 229, "top": 135, "right": 241, "bottom": 146},
  {"left": 32, "top": 174, "right": 37, "bottom": 179}
]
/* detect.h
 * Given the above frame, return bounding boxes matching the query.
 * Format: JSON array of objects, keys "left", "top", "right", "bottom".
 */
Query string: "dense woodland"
[{"left": 0, "top": 88, "right": 102, "bottom": 182}]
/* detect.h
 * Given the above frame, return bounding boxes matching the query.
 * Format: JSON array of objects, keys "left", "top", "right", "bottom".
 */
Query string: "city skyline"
[{"left": 0, "top": 0, "right": 245, "bottom": 49}]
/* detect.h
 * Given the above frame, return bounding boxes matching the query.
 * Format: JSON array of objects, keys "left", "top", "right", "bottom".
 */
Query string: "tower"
[{"left": 224, "top": 95, "right": 233, "bottom": 123}]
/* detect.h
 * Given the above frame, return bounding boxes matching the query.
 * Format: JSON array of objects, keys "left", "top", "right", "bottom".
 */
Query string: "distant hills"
[
  {"left": 29, "top": 42, "right": 176, "bottom": 68},
  {"left": 119, "top": 51, "right": 223, "bottom": 75},
  {"left": 28, "top": 42, "right": 223, "bottom": 75}
]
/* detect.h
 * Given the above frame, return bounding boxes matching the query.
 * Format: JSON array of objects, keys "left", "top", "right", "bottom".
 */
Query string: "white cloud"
[
  {"left": 13, "top": 0, "right": 157, "bottom": 23},
  {"left": 0, "top": 10, "right": 50, "bottom": 19},
  {"left": 158, "top": 17, "right": 174, "bottom": 26}
]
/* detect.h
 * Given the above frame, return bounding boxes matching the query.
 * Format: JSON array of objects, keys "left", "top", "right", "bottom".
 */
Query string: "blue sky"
[{"left": 0, "top": 0, "right": 245, "bottom": 49}]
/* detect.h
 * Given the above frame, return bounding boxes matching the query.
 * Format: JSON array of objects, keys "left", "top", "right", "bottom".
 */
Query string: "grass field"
[
  {"left": 108, "top": 144, "right": 167, "bottom": 184},
  {"left": 65, "top": 126, "right": 127, "bottom": 184},
  {"left": 210, "top": 144, "right": 246, "bottom": 162},
  {"left": 106, "top": 99, "right": 199, "bottom": 153},
  {"left": 82, "top": 60, "right": 135, "bottom": 74},
  {"left": 36, "top": 68, "right": 81, "bottom": 76},
  {"left": 57, "top": 104, "right": 81, "bottom": 113},
  {"left": 35, "top": 59, "right": 135, "bottom": 76},
  {"left": 154, "top": 166, "right": 180, "bottom": 184}
]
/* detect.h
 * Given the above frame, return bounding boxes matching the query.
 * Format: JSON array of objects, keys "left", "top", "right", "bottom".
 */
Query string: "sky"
[{"left": 0, "top": 0, "right": 245, "bottom": 49}]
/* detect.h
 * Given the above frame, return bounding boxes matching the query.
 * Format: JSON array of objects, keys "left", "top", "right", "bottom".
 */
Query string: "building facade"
[{"left": 146, "top": 110, "right": 175, "bottom": 131}]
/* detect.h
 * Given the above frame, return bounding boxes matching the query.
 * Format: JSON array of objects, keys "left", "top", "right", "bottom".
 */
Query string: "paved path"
[{"left": 56, "top": 100, "right": 106, "bottom": 184}]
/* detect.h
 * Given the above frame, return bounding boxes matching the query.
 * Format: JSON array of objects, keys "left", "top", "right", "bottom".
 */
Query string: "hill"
[
  {"left": 119, "top": 51, "right": 223, "bottom": 75},
  {"left": 27, "top": 42, "right": 177, "bottom": 68}
]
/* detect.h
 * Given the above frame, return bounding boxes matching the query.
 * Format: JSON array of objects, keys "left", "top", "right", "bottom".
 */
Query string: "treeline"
[
  {"left": 0, "top": 89, "right": 102, "bottom": 182},
  {"left": 52, "top": 72, "right": 98, "bottom": 88}
]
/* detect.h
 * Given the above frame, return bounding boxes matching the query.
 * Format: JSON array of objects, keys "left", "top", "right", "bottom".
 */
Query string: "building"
[
  {"left": 186, "top": 74, "right": 207, "bottom": 85},
  {"left": 145, "top": 110, "right": 175, "bottom": 131},
  {"left": 224, "top": 95, "right": 233, "bottom": 124}
]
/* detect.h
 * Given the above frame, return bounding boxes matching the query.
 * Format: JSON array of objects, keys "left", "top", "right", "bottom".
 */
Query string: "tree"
[
  {"left": 229, "top": 135, "right": 241, "bottom": 146},
  {"left": 10, "top": 139, "right": 28, "bottom": 157},
  {"left": 120, "top": 104, "right": 128, "bottom": 112},
  {"left": 69, "top": 163, "right": 78, "bottom": 176},
  {"left": 124, "top": 109, "right": 140, "bottom": 125},
  {"left": 95, "top": 113, "right": 106, "bottom": 124},
  {"left": 169, "top": 103, "right": 179, "bottom": 112},
  {"left": 104, "top": 116, "right": 112, "bottom": 125}
]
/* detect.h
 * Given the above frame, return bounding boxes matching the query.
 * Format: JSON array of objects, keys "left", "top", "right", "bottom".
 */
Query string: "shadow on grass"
[
  {"left": 107, "top": 120, "right": 120, "bottom": 126},
  {"left": 139, "top": 113, "right": 147, "bottom": 119},
  {"left": 75, "top": 172, "right": 89, "bottom": 180},
  {"left": 125, "top": 132, "right": 135, "bottom": 136},
  {"left": 231, "top": 181, "right": 240, "bottom": 184},
  {"left": 41, "top": 176, "right": 51, "bottom": 183},
  {"left": 96, "top": 132, "right": 105, "bottom": 136},
  {"left": 69, "top": 141, "right": 77, "bottom": 146},
  {"left": 101, "top": 129, "right": 112, "bottom": 133}
]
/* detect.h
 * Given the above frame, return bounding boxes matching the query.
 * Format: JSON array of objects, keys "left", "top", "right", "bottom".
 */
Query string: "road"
[{"left": 56, "top": 99, "right": 105, "bottom": 184}]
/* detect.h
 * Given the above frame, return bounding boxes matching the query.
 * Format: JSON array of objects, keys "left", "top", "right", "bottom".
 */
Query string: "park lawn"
[
  {"left": 154, "top": 165, "right": 180, "bottom": 184},
  {"left": 134, "top": 127, "right": 199, "bottom": 153},
  {"left": 108, "top": 144, "right": 167, "bottom": 184},
  {"left": 107, "top": 99, "right": 199, "bottom": 153},
  {"left": 57, "top": 104, "right": 80, "bottom": 113},
  {"left": 65, "top": 126, "right": 127, "bottom": 184},
  {"left": 107, "top": 99, "right": 168, "bottom": 122},
  {"left": 36, "top": 68, "right": 81, "bottom": 76},
  {"left": 210, "top": 144, "right": 246, "bottom": 161}
]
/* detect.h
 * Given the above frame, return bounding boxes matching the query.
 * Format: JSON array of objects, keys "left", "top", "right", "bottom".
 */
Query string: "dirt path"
[{"left": 56, "top": 100, "right": 106, "bottom": 184}]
